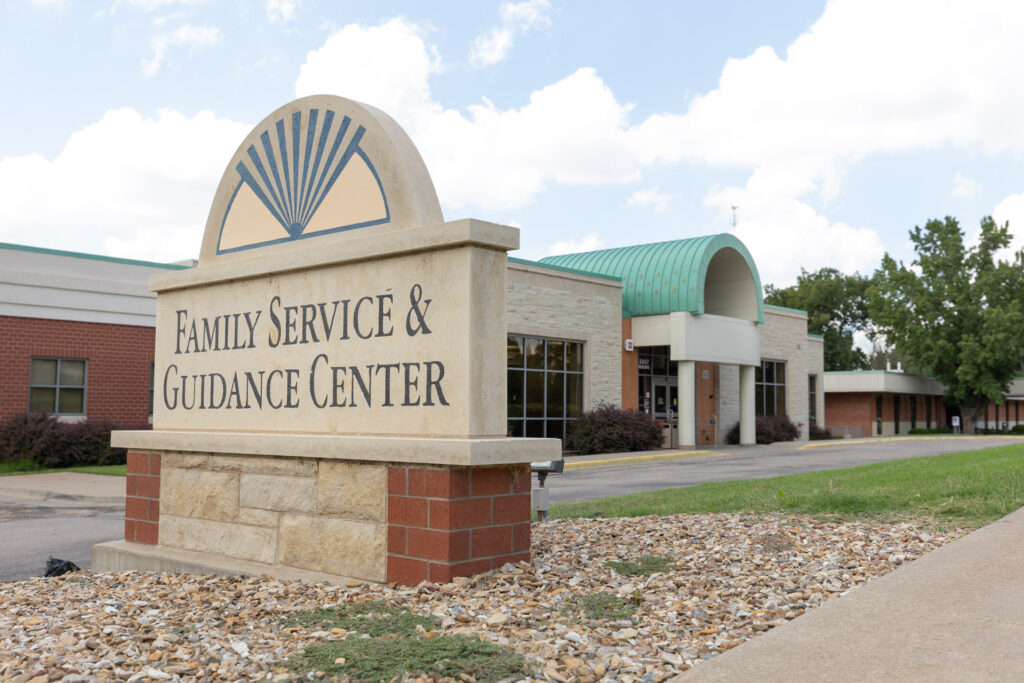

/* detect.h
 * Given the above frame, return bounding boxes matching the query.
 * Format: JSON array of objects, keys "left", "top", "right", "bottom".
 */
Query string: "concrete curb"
[
  {"left": 0, "top": 487, "right": 125, "bottom": 506},
  {"left": 563, "top": 449, "right": 723, "bottom": 470},
  {"left": 798, "top": 434, "right": 1024, "bottom": 450}
]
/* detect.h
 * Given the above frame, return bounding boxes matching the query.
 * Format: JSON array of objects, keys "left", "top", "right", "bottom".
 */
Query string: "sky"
[{"left": 3, "top": 0, "right": 1024, "bottom": 287}]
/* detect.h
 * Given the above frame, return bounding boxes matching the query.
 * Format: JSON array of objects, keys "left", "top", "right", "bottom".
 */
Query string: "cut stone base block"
[{"left": 98, "top": 431, "right": 557, "bottom": 585}]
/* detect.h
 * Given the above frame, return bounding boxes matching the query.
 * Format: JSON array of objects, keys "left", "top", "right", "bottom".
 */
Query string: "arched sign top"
[{"left": 199, "top": 95, "right": 443, "bottom": 264}]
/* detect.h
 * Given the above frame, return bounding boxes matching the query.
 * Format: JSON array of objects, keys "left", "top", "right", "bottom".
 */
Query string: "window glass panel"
[
  {"left": 764, "top": 385, "right": 776, "bottom": 416},
  {"left": 755, "top": 388, "right": 764, "bottom": 416},
  {"left": 755, "top": 364, "right": 763, "bottom": 384},
  {"left": 763, "top": 361, "right": 775, "bottom": 383},
  {"left": 30, "top": 359, "right": 57, "bottom": 385},
  {"left": 775, "top": 362, "right": 785, "bottom": 385},
  {"left": 60, "top": 360, "right": 85, "bottom": 386},
  {"left": 507, "top": 336, "right": 585, "bottom": 439},
  {"left": 546, "top": 340, "right": 564, "bottom": 371},
  {"left": 59, "top": 389, "right": 85, "bottom": 414},
  {"left": 30, "top": 387, "right": 56, "bottom": 413},
  {"left": 525, "top": 338, "right": 544, "bottom": 369},
  {"left": 507, "top": 370, "right": 524, "bottom": 417},
  {"left": 526, "top": 372, "right": 544, "bottom": 417},
  {"left": 507, "top": 336, "right": 524, "bottom": 368},
  {"left": 546, "top": 373, "right": 565, "bottom": 418},
  {"left": 653, "top": 353, "right": 668, "bottom": 375},
  {"left": 566, "top": 375, "right": 584, "bottom": 417},
  {"left": 776, "top": 386, "right": 786, "bottom": 415},
  {"left": 566, "top": 342, "right": 583, "bottom": 372}
]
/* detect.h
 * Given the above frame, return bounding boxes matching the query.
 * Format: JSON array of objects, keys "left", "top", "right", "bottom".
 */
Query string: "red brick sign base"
[{"left": 121, "top": 451, "right": 532, "bottom": 585}]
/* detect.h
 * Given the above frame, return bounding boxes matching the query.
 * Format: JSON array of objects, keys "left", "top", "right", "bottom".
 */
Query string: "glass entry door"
[{"left": 652, "top": 377, "right": 678, "bottom": 422}]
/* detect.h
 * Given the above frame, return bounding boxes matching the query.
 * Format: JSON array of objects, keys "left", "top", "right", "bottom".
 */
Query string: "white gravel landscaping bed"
[{"left": 0, "top": 513, "right": 967, "bottom": 682}]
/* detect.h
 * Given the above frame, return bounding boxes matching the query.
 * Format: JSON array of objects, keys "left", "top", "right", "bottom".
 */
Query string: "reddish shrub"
[{"left": 565, "top": 403, "right": 662, "bottom": 454}]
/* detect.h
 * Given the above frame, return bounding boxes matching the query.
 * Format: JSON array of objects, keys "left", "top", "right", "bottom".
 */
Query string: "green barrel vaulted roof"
[{"left": 539, "top": 233, "right": 764, "bottom": 323}]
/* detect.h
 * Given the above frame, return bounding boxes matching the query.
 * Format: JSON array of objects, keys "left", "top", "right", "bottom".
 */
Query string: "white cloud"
[
  {"left": 296, "top": 20, "right": 640, "bottom": 210},
  {"left": 951, "top": 172, "right": 981, "bottom": 199},
  {"left": 706, "top": 173, "right": 885, "bottom": 287},
  {"left": 992, "top": 192, "right": 1024, "bottom": 262},
  {"left": 266, "top": 0, "right": 299, "bottom": 22},
  {"left": 470, "top": 0, "right": 550, "bottom": 68},
  {"left": 547, "top": 233, "right": 604, "bottom": 256},
  {"left": 142, "top": 23, "right": 222, "bottom": 78},
  {"left": 0, "top": 108, "right": 250, "bottom": 262},
  {"left": 625, "top": 187, "right": 675, "bottom": 212}
]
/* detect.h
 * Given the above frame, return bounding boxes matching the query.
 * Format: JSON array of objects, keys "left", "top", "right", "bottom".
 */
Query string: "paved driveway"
[{"left": 546, "top": 436, "right": 1024, "bottom": 503}]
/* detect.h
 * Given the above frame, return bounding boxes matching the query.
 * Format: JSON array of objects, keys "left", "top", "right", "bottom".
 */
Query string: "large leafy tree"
[
  {"left": 764, "top": 268, "right": 872, "bottom": 371},
  {"left": 869, "top": 216, "right": 1024, "bottom": 433}
]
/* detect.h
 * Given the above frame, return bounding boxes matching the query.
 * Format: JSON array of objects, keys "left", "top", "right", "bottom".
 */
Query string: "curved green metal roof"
[{"left": 539, "top": 233, "right": 763, "bottom": 322}]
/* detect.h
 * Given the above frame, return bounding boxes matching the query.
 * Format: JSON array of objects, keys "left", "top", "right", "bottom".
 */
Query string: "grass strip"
[
  {"left": 283, "top": 600, "right": 435, "bottom": 637},
  {"left": 0, "top": 462, "right": 127, "bottom": 477},
  {"left": 289, "top": 635, "right": 532, "bottom": 682},
  {"left": 550, "top": 444, "right": 1024, "bottom": 528}
]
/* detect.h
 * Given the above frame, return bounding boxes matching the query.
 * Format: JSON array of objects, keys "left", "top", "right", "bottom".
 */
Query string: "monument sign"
[{"left": 94, "top": 95, "right": 559, "bottom": 585}]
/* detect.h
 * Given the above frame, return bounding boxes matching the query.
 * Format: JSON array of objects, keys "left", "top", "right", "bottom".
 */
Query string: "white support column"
[
  {"left": 679, "top": 361, "right": 696, "bottom": 447},
  {"left": 740, "top": 364, "right": 756, "bottom": 446}
]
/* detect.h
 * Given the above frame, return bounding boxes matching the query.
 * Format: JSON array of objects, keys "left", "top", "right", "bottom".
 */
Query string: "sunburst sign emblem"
[{"left": 217, "top": 108, "right": 390, "bottom": 254}]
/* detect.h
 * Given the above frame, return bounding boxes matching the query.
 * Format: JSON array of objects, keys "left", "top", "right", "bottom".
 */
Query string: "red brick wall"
[
  {"left": 125, "top": 451, "right": 160, "bottom": 544},
  {"left": 696, "top": 362, "right": 717, "bottom": 445},
  {"left": 387, "top": 464, "right": 531, "bottom": 584},
  {"left": 825, "top": 393, "right": 874, "bottom": 437},
  {"left": 0, "top": 316, "right": 154, "bottom": 425},
  {"left": 621, "top": 318, "right": 637, "bottom": 412}
]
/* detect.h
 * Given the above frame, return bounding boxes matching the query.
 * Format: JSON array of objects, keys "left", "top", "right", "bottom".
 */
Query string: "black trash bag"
[{"left": 44, "top": 558, "right": 80, "bottom": 577}]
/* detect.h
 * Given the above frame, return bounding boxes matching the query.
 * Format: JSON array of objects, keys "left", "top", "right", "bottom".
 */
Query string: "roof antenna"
[{"left": 730, "top": 205, "right": 738, "bottom": 229}]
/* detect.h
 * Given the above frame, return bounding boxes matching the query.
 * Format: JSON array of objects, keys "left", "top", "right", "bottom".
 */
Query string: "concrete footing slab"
[
  {"left": 92, "top": 540, "right": 367, "bottom": 586},
  {"left": 686, "top": 506, "right": 1024, "bottom": 682}
]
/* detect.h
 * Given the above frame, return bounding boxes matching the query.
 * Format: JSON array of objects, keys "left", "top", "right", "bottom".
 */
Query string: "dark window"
[
  {"left": 755, "top": 360, "right": 786, "bottom": 417},
  {"left": 808, "top": 374, "right": 817, "bottom": 424},
  {"left": 637, "top": 346, "right": 676, "bottom": 377},
  {"left": 29, "top": 358, "right": 86, "bottom": 415},
  {"left": 507, "top": 335, "right": 584, "bottom": 441}
]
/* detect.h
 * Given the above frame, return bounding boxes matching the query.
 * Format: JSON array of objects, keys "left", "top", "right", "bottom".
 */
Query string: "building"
[
  {"left": 825, "top": 370, "right": 1024, "bottom": 436},
  {"left": 508, "top": 234, "right": 824, "bottom": 445},
  {"left": 0, "top": 242, "right": 188, "bottom": 426},
  {"left": 2, "top": 233, "right": 827, "bottom": 444}
]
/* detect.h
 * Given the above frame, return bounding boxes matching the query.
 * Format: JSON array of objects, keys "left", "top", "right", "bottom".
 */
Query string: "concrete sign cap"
[{"left": 199, "top": 94, "right": 443, "bottom": 265}]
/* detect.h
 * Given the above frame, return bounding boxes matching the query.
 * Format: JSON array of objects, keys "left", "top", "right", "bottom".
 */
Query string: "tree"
[
  {"left": 869, "top": 216, "right": 1024, "bottom": 433},
  {"left": 764, "top": 268, "right": 872, "bottom": 371}
]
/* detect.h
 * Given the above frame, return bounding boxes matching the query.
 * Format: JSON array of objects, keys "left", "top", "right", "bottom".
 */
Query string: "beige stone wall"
[
  {"left": 159, "top": 452, "right": 386, "bottom": 581},
  {"left": 759, "top": 307, "right": 825, "bottom": 439},
  {"left": 717, "top": 363, "right": 740, "bottom": 442},
  {"left": 506, "top": 261, "right": 622, "bottom": 409}
]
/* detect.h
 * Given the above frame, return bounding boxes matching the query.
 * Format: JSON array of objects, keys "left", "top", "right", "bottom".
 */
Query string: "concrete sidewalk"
[
  {"left": 687, "top": 505, "right": 1024, "bottom": 682},
  {"left": 0, "top": 472, "right": 125, "bottom": 506}
]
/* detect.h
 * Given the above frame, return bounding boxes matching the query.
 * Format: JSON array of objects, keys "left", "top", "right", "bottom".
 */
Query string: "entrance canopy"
[{"left": 540, "top": 233, "right": 764, "bottom": 323}]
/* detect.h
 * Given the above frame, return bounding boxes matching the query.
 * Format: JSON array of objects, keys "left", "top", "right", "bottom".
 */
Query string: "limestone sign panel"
[{"left": 154, "top": 243, "right": 507, "bottom": 437}]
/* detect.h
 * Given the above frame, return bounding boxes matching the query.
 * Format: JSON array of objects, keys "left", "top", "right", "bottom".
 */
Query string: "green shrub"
[
  {"left": 0, "top": 413, "right": 130, "bottom": 468},
  {"left": 725, "top": 414, "right": 801, "bottom": 445},
  {"left": 564, "top": 403, "right": 662, "bottom": 454},
  {"left": 809, "top": 423, "right": 835, "bottom": 440},
  {"left": 1012, "top": 424, "right": 1024, "bottom": 434},
  {"left": 907, "top": 427, "right": 954, "bottom": 435}
]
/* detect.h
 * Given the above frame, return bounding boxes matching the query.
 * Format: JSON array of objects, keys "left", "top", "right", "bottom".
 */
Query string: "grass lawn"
[
  {"left": 0, "top": 459, "right": 126, "bottom": 477},
  {"left": 550, "top": 444, "right": 1024, "bottom": 528}
]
